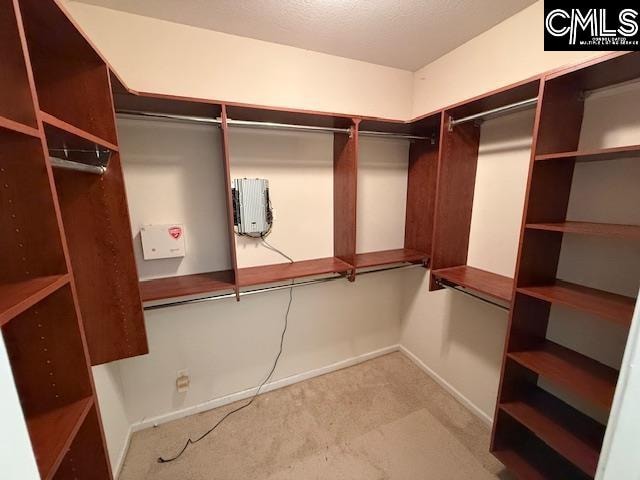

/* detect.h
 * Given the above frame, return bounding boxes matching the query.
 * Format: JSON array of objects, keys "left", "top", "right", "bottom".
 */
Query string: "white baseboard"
[
  {"left": 114, "top": 424, "right": 132, "bottom": 479},
  {"left": 114, "top": 344, "right": 491, "bottom": 476},
  {"left": 129, "top": 344, "right": 400, "bottom": 435},
  {"left": 399, "top": 345, "right": 493, "bottom": 426}
]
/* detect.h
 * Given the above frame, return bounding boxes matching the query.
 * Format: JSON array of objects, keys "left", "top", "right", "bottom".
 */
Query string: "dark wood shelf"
[
  {"left": 500, "top": 388, "right": 605, "bottom": 476},
  {"left": 508, "top": 341, "right": 618, "bottom": 411},
  {"left": 493, "top": 445, "right": 589, "bottom": 480},
  {"left": 40, "top": 110, "right": 118, "bottom": 153},
  {"left": 526, "top": 221, "right": 640, "bottom": 240},
  {"left": 140, "top": 270, "right": 235, "bottom": 302},
  {"left": 0, "top": 114, "right": 40, "bottom": 138},
  {"left": 0, "top": 274, "right": 69, "bottom": 327},
  {"left": 238, "top": 257, "right": 352, "bottom": 287},
  {"left": 535, "top": 144, "right": 640, "bottom": 163},
  {"left": 27, "top": 396, "right": 93, "bottom": 479},
  {"left": 432, "top": 265, "right": 513, "bottom": 302},
  {"left": 354, "top": 248, "right": 428, "bottom": 268},
  {"left": 517, "top": 280, "right": 635, "bottom": 327}
]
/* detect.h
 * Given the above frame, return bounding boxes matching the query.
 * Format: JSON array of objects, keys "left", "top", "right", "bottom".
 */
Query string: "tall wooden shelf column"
[
  {"left": 490, "top": 51, "right": 640, "bottom": 479},
  {"left": 1, "top": 0, "right": 149, "bottom": 478}
]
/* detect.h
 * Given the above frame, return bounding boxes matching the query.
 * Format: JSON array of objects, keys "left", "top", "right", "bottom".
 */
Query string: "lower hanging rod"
[
  {"left": 144, "top": 263, "right": 423, "bottom": 311},
  {"left": 449, "top": 97, "right": 538, "bottom": 130},
  {"left": 117, "top": 109, "right": 430, "bottom": 141},
  {"left": 50, "top": 157, "right": 106, "bottom": 175},
  {"left": 436, "top": 279, "right": 510, "bottom": 311}
]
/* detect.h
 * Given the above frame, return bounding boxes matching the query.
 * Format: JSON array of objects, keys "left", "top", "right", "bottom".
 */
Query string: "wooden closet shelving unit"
[
  {"left": 427, "top": 77, "right": 542, "bottom": 304},
  {"left": 1, "top": 0, "right": 147, "bottom": 478},
  {"left": 490, "top": 51, "right": 640, "bottom": 479},
  {"left": 118, "top": 84, "right": 439, "bottom": 303}
]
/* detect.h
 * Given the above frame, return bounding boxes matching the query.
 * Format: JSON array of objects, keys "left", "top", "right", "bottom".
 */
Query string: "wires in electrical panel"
[{"left": 157, "top": 241, "right": 294, "bottom": 464}]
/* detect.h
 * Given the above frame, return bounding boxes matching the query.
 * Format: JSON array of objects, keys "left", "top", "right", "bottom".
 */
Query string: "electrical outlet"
[{"left": 176, "top": 369, "right": 190, "bottom": 393}]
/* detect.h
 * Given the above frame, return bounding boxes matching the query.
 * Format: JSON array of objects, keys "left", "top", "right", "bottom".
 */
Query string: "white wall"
[
  {"left": 92, "top": 363, "right": 131, "bottom": 474},
  {"left": 0, "top": 337, "right": 39, "bottom": 480},
  {"left": 411, "top": 1, "right": 608, "bottom": 117},
  {"left": 63, "top": 1, "right": 413, "bottom": 120},
  {"left": 109, "top": 119, "right": 405, "bottom": 461},
  {"left": 357, "top": 137, "right": 409, "bottom": 253}
]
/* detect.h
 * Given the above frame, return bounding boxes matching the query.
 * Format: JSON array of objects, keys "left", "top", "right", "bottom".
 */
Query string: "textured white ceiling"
[{"left": 71, "top": 0, "right": 536, "bottom": 71}]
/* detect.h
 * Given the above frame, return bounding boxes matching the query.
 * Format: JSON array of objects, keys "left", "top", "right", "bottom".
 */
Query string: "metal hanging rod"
[
  {"left": 117, "top": 109, "right": 431, "bottom": 141},
  {"left": 144, "top": 263, "right": 423, "bottom": 311},
  {"left": 448, "top": 97, "right": 538, "bottom": 130},
  {"left": 50, "top": 157, "right": 106, "bottom": 175},
  {"left": 435, "top": 279, "right": 509, "bottom": 311}
]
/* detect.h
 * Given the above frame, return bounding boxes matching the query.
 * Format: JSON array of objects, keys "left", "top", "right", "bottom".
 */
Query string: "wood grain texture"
[
  {"left": 535, "top": 144, "right": 640, "bottom": 163},
  {"left": 140, "top": 271, "right": 235, "bottom": 302},
  {"left": 2, "top": 285, "right": 93, "bottom": 417},
  {"left": 0, "top": 131, "right": 68, "bottom": 284},
  {"left": 0, "top": 274, "right": 69, "bottom": 327},
  {"left": 0, "top": 113, "right": 39, "bottom": 137},
  {"left": 219, "top": 105, "right": 240, "bottom": 300},
  {"left": 526, "top": 221, "right": 640, "bottom": 240},
  {"left": 429, "top": 119, "right": 480, "bottom": 283},
  {"left": 500, "top": 387, "right": 605, "bottom": 477},
  {"left": 53, "top": 153, "right": 148, "bottom": 365},
  {"left": 27, "top": 396, "right": 93, "bottom": 480},
  {"left": 508, "top": 341, "right": 618, "bottom": 411},
  {"left": 0, "top": 0, "right": 38, "bottom": 128},
  {"left": 40, "top": 110, "right": 118, "bottom": 152},
  {"left": 404, "top": 139, "right": 439, "bottom": 255},
  {"left": 354, "top": 248, "right": 428, "bottom": 269},
  {"left": 238, "top": 257, "right": 352, "bottom": 287},
  {"left": 517, "top": 281, "right": 636, "bottom": 327},
  {"left": 333, "top": 123, "right": 358, "bottom": 267},
  {"left": 19, "top": 0, "right": 117, "bottom": 144},
  {"left": 53, "top": 405, "right": 112, "bottom": 480},
  {"left": 432, "top": 265, "right": 514, "bottom": 302}
]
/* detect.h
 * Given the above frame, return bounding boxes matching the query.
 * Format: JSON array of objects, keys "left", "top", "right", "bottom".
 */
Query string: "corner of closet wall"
[
  {"left": 411, "top": 0, "right": 608, "bottom": 118},
  {"left": 61, "top": 0, "right": 414, "bottom": 120}
]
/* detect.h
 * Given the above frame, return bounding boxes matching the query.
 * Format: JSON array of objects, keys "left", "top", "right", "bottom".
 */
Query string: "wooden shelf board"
[
  {"left": 535, "top": 144, "right": 640, "bottom": 163},
  {"left": 432, "top": 265, "right": 513, "bottom": 302},
  {"left": 238, "top": 257, "right": 352, "bottom": 287},
  {"left": 27, "top": 396, "right": 93, "bottom": 480},
  {"left": 493, "top": 446, "right": 588, "bottom": 480},
  {"left": 500, "top": 388, "right": 605, "bottom": 476},
  {"left": 526, "top": 221, "right": 640, "bottom": 240},
  {"left": 0, "top": 114, "right": 40, "bottom": 138},
  {"left": 40, "top": 110, "right": 118, "bottom": 152},
  {"left": 140, "top": 270, "right": 235, "bottom": 302},
  {"left": 517, "top": 280, "right": 635, "bottom": 327},
  {"left": 354, "top": 248, "right": 428, "bottom": 269},
  {"left": 508, "top": 341, "right": 618, "bottom": 411},
  {"left": 0, "top": 274, "right": 70, "bottom": 327}
]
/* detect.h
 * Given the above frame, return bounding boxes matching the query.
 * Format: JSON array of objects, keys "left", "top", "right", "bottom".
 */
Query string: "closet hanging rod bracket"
[{"left": 448, "top": 97, "right": 538, "bottom": 131}]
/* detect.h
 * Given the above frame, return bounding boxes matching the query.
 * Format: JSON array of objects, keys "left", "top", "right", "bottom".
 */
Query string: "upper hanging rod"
[
  {"left": 448, "top": 97, "right": 538, "bottom": 130},
  {"left": 50, "top": 157, "right": 106, "bottom": 175},
  {"left": 117, "top": 109, "right": 431, "bottom": 141}
]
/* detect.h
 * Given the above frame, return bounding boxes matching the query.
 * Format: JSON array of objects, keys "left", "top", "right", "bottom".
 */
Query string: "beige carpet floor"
[{"left": 119, "top": 352, "right": 513, "bottom": 479}]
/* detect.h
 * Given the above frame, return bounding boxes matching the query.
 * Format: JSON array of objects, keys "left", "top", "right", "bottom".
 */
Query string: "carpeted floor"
[{"left": 119, "top": 352, "right": 513, "bottom": 479}]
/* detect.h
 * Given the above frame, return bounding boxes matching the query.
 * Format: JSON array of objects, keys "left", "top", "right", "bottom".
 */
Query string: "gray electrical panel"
[{"left": 232, "top": 178, "right": 271, "bottom": 235}]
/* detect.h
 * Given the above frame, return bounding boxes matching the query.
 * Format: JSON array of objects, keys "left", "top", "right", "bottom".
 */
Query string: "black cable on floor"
[{"left": 158, "top": 243, "right": 294, "bottom": 464}]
